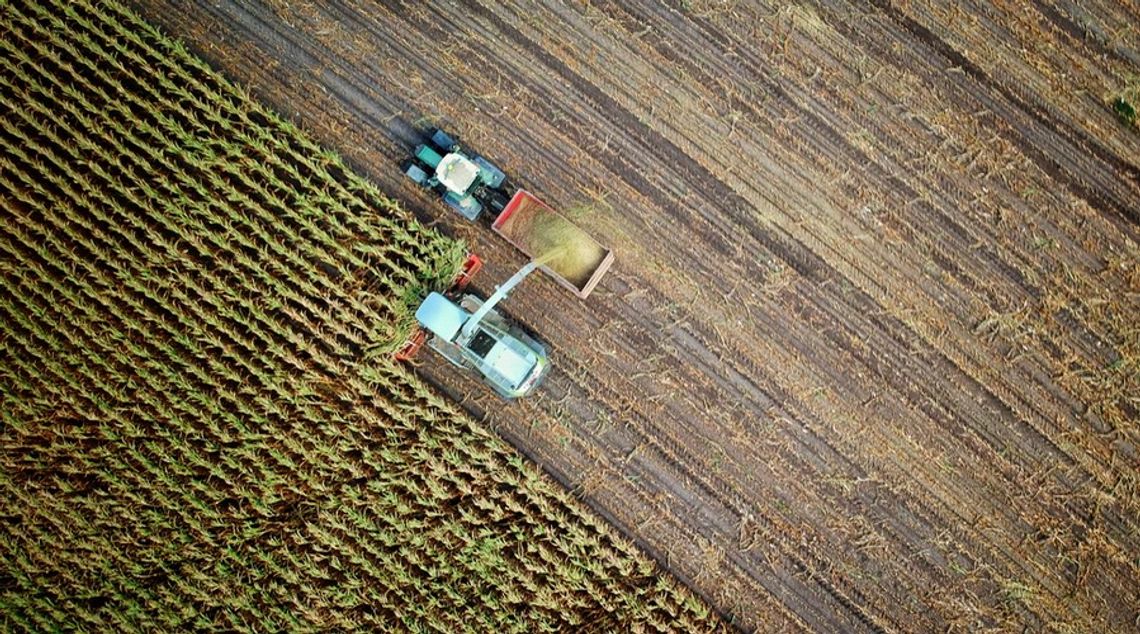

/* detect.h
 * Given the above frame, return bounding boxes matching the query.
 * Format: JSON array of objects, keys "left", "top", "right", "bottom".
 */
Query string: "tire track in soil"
[
  {"left": 629, "top": 0, "right": 1135, "bottom": 494},
  {"left": 453, "top": 2, "right": 1130, "bottom": 611},
  {"left": 606, "top": 0, "right": 1045, "bottom": 321},
  {"left": 124, "top": 0, "right": 1140, "bottom": 631},
  {"left": 1030, "top": 0, "right": 1140, "bottom": 66},
  {"left": 604, "top": 0, "right": 1121, "bottom": 479},
  {"left": 585, "top": 0, "right": 1125, "bottom": 536},
  {"left": 638, "top": 0, "right": 1135, "bottom": 620},
  {"left": 862, "top": 0, "right": 1139, "bottom": 227},
  {"left": 540, "top": 286, "right": 911, "bottom": 632}
]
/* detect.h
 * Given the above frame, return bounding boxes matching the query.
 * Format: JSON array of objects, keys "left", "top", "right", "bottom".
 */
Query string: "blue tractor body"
[{"left": 403, "top": 128, "right": 510, "bottom": 220}]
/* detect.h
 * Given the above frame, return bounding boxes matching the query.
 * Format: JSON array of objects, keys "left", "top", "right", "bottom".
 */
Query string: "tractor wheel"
[
  {"left": 486, "top": 189, "right": 510, "bottom": 215},
  {"left": 403, "top": 161, "right": 429, "bottom": 185},
  {"left": 430, "top": 128, "right": 458, "bottom": 152}
]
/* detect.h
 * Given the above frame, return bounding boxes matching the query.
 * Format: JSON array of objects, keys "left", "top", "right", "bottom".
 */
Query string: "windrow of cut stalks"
[{"left": 0, "top": 0, "right": 724, "bottom": 631}]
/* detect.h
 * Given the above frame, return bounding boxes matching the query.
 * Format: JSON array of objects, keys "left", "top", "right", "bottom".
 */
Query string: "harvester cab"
[{"left": 399, "top": 257, "right": 550, "bottom": 399}]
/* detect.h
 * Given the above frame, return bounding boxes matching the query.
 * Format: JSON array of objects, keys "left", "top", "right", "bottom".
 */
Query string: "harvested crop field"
[
  {"left": 61, "top": 0, "right": 1140, "bottom": 631},
  {"left": 0, "top": 1, "right": 725, "bottom": 630}
]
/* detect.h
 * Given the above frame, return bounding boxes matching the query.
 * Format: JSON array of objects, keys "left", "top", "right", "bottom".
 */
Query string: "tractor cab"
[
  {"left": 435, "top": 152, "right": 481, "bottom": 194},
  {"left": 402, "top": 128, "right": 508, "bottom": 220}
]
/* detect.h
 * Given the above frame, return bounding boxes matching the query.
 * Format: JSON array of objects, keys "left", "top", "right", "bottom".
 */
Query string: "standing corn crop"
[{"left": 0, "top": 0, "right": 723, "bottom": 631}]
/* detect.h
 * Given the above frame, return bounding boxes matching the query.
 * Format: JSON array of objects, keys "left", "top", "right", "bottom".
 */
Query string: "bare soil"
[{"left": 126, "top": 1, "right": 1140, "bottom": 631}]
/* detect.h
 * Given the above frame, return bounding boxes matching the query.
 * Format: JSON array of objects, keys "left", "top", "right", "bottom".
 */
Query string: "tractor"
[{"left": 401, "top": 128, "right": 511, "bottom": 220}]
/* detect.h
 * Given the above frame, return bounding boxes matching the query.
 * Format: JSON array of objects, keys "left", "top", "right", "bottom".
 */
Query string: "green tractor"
[{"left": 402, "top": 128, "right": 512, "bottom": 220}]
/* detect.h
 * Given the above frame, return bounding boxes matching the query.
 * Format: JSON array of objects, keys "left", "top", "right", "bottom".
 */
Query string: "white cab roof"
[
  {"left": 436, "top": 153, "right": 480, "bottom": 193},
  {"left": 485, "top": 340, "right": 534, "bottom": 387}
]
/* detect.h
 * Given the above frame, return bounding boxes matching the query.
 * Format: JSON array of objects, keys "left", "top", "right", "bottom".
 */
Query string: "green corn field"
[{"left": 0, "top": 0, "right": 722, "bottom": 630}]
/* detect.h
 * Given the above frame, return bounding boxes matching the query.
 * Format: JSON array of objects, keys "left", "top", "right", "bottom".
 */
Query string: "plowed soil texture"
[{"left": 126, "top": 1, "right": 1139, "bottom": 632}]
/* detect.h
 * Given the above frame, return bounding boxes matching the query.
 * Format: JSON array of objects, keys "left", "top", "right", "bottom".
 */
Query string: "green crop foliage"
[
  {"left": 1112, "top": 96, "right": 1136, "bottom": 128},
  {"left": 0, "top": 0, "right": 724, "bottom": 631},
  {"left": 1112, "top": 79, "right": 1140, "bottom": 129}
]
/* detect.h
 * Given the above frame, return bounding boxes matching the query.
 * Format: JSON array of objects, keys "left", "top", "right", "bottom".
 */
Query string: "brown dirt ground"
[{"left": 126, "top": 1, "right": 1140, "bottom": 631}]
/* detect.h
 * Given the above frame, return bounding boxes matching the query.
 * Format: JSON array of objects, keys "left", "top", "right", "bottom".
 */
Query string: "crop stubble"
[{"left": 124, "top": 0, "right": 1138, "bottom": 632}]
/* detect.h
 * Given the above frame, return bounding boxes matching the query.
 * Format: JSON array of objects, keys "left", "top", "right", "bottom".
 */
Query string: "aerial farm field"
[
  {"left": 0, "top": 1, "right": 723, "bottom": 630},
  {"left": 117, "top": 0, "right": 1140, "bottom": 631}
]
